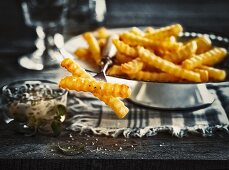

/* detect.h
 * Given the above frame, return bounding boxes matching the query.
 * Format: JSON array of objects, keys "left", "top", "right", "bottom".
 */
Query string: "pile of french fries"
[{"left": 74, "top": 24, "right": 228, "bottom": 83}]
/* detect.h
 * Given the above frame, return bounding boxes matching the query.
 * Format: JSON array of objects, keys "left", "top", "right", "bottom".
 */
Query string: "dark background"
[{"left": 0, "top": 0, "right": 229, "bottom": 57}]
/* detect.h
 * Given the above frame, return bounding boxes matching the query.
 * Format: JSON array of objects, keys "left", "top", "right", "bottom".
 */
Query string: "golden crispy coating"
[
  {"left": 106, "top": 65, "right": 125, "bottom": 76},
  {"left": 194, "top": 68, "right": 209, "bottom": 82},
  {"left": 74, "top": 47, "right": 91, "bottom": 61},
  {"left": 144, "top": 24, "right": 183, "bottom": 41},
  {"left": 61, "top": 58, "right": 93, "bottom": 79},
  {"left": 199, "top": 66, "right": 226, "bottom": 81},
  {"left": 164, "top": 41, "right": 197, "bottom": 64},
  {"left": 129, "top": 27, "right": 144, "bottom": 36},
  {"left": 120, "top": 32, "right": 178, "bottom": 51},
  {"left": 83, "top": 32, "right": 101, "bottom": 64},
  {"left": 128, "top": 71, "right": 178, "bottom": 82},
  {"left": 112, "top": 39, "right": 138, "bottom": 58},
  {"left": 138, "top": 47, "right": 201, "bottom": 82},
  {"left": 96, "top": 27, "right": 109, "bottom": 39},
  {"left": 121, "top": 58, "right": 144, "bottom": 75},
  {"left": 59, "top": 76, "right": 131, "bottom": 98},
  {"left": 114, "top": 52, "right": 133, "bottom": 64},
  {"left": 165, "top": 36, "right": 177, "bottom": 43},
  {"left": 93, "top": 93, "right": 129, "bottom": 118},
  {"left": 193, "top": 35, "right": 212, "bottom": 54},
  {"left": 182, "top": 47, "right": 227, "bottom": 70},
  {"left": 120, "top": 32, "right": 160, "bottom": 48}
]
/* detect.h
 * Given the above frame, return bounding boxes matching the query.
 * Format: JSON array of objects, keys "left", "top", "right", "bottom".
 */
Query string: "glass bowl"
[{"left": 1, "top": 80, "right": 68, "bottom": 136}]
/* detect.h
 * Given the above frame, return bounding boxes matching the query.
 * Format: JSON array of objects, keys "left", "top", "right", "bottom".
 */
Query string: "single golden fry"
[
  {"left": 96, "top": 27, "right": 109, "bottom": 39},
  {"left": 182, "top": 47, "right": 227, "bottom": 70},
  {"left": 194, "top": 68, "right": 209, "bottom": 82},
  {"left": 121, "top": 58, "right": 144, "bottom": 75},
  {"left": 138, "top": 47, "right": 201, "bottom": 82},
  {"left": 74, "top": 47, "right": 91, "bottom": 59},
  {"left": 144, "top": 24, "right": 183, "bottom": 41},
  {"left": 93, "top": 93, "right": 129, "bottom": 119},
  {"left": 112, "top": 38, "right": 138, "bottom": 58},
  {"left": 193, "top": 35, "right": 212, "bottom": 54},
  {"left": 59, "top": 76, "right": 131, "bottom": 98},
  {"left": 120, "top": 32, "right": 160, "bottom": 47},
  {"left": 83, "top": 32, "right": 101, "bottom": 64},
  {"left": 199, "top": 66, "right": 226, "bottom": 81},
  {"left": 61, "top": 58, "right": 93, "bottom": 79},
  {"left": 114, "top": 52, "right": 134, "bottom": 64},
  {"left": 106, "top": 65, "right": 125, "bottom": 76},
  {"left": 128, "top": 71, "right": 178, "bottom": 82}
]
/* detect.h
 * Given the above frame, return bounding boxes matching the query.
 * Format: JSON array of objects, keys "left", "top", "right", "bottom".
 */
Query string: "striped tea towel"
[{"left": 66, "top": 84, "right": 229, "bottom": 138}]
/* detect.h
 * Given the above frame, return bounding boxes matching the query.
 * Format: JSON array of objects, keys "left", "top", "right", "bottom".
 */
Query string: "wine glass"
[{"left": 18, "top": 0, "right": 68, "bottom": 70}]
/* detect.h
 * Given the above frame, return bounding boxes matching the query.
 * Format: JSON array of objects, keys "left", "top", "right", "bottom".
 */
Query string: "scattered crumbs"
[
  {"left": 50, "top": 149, "right": 54, "bottom": 152},
  {"left": 115, "top": 144, "right": 118, "bottom": 146},
  {"left": 159, "top": 143, "right": 165, "bottom": 147},
  {"left": 118, "top": 147, "right": 122, "bottom": 151},
  {"left": 92, "top": 142, "right": 94, "bottom": 145},
  {"left": 95, "top": 138, "right": 98, "bottom": 141},
  {"left": 96, "top": 147, "right": 102, "bottom": 151}
]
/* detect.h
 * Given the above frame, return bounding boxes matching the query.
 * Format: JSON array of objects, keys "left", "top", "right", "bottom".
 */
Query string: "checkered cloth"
[{"left": 66, "top": 84, "right": 229, "bottom": 138}]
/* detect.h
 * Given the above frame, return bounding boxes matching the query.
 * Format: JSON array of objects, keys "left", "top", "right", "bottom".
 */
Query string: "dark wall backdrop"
[{"left": 0, "top": 0, "right": 229, "bottom": 56}]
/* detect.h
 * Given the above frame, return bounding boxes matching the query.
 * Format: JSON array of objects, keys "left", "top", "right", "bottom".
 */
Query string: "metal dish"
[{"left": 64, "top": 28, "right": 229, "bottom": 110}]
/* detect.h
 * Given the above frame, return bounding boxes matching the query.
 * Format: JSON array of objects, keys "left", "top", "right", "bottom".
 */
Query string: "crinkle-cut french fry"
[
  {"left": 144, "top": 24, "right": 183, "bottom": 41},
  {"left": 114, "top": 52, "right": 133, "bottom": 64},
  {"left": 106, "top": 65, "right": 125, "bottom": 76},
  {"left": 129, "top": 27, "right": 144, "bottom": 36},
  {"left": 193, "top": 35, "right": 212, "bottom": 54},
  {"left": 120, "top": 32, "right": 178, "bottom": 51},
  {"left": 194, "top": 68, "right": 209, "bottom": 82},
  {"left": 96, "top": 27, "right": 109, "bottom": 39},
  {"left": 164, "top": 41, "right": 197, "bottom": 64},
  {"left": 83, "top": 32, "right": 101, "bottom": 64},
  {"left": 137, "top": 47, "right": 201, "bottom": 82},
  {"left": 59, "top": 76, "right": 131, "bottom": 98},
  {"left": 161, "top": 40, "right": 182, "bottom": 53},
  {"left": 93, "top": 93, "right": 129, "bottom": 119},
  {"left": 199, "top": 66, "right": 226, "bottom": 81},
  {"left": 61, "top": 58, "right": 93, "bottom": 79},
  {"left": 182, "top": 47, "right": 227, "bottom": 70},
  {"left": 128, "top": 71, "right": 178, "bottom": 82},
  {"left": 112, "top": 39, "right": 138, "bottom": 58},
  {"left": 121, "top": 58, "right": 144, "bottom": 75},
  {"left": 74, "top": 47, "right": 91, "bottom": 59},
  {"left": 142, "top": 63, "right": 161, "bottom": 72},
  {"left": 144, "top": 26, "right": 155, "bottom": 34},
  {"left": 177, "top": 41, "right": 197, "bottom": 61}
]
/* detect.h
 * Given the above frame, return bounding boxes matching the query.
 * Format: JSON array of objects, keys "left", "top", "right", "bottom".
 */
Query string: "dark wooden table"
[{"left": 0, "top": 0, "right": 229, "bottom": 169}]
